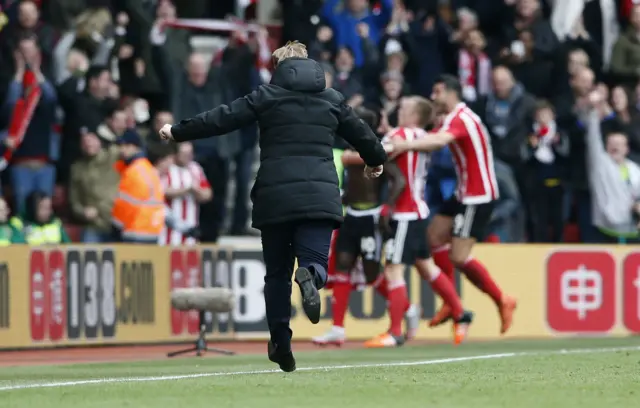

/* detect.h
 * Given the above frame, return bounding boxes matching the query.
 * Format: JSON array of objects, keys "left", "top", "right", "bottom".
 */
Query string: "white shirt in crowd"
[{"left": 159, "top": 162, "right": 210, "bottom": 246}]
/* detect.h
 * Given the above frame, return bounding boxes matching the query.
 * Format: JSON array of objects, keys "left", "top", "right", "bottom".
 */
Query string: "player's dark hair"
[
  {"left": 435, "top": 74, "right": 462, "bottom": 99},
  {"left": 354, "top": 106, "right": 378, "bottom": 130}
]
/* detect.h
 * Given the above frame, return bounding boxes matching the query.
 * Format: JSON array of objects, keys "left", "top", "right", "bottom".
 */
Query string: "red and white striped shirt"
[
  {"left": 435, "top": 103, "right": 499, "bottom": 204},
  {"left": 383, "top": 127, "right": 429, "bottom": 220},
  {"left": 159, "top": 162, "right": 210, "bottom": 246}
]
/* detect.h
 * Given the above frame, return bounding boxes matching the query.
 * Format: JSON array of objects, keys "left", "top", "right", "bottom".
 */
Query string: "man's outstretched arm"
[
  {"left": 390, "top": 131, "right": 455, "bottom": 154},
  {"left": 336, "top": 103, "right": 387, "bottom": 167},
  {"left": 169, "top": 89, "right": 262, "bottom": 142}
]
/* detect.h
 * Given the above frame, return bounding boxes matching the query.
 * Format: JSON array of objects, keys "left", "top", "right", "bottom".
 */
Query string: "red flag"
[{"left": 0, "top": 70, "right": 42, "bottom": 171}]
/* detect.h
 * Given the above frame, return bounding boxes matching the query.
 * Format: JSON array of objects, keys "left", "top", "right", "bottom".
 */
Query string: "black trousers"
[
  {"left": 529, "top": 184, "right": 564, "bottom": 243},
  {"left": 198, "top": 154, "right": 229, "bottom": 243},
  {"left": 260, "top": 219, "right": 333, "bottom": 350}
]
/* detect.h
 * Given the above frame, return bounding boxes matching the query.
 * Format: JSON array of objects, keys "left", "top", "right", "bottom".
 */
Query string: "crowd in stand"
[{"left": 0, "top": 0, "right": 639, "bottom": 245}]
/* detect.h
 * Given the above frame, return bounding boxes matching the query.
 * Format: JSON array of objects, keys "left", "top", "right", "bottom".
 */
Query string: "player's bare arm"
[
  {"left": 380, "top": 160, "right": 406, "bottom": 231},
  {"left": 387, "top": 131, "right": 455, "bottom": 157},
  {"left": 342, "top": 139, "right": 396, "bottom": 166}
]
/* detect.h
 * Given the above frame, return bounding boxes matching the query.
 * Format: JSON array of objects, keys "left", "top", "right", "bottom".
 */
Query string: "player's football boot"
[
  {"left": 295, "top": 267, "right": 321, "bottom": 324},
  {"left": 312, "top": 326, "right": 346, "bottom": 347},
  {"left": 452, "top": 310, "right": 474, "bottom": 345},
  {"left": 428, "top": 303, "right": 452, "bottom": 327},
  {"left": 499, "top": 295, "right": 517, "bottom": 334},
  {"left": 364, "top": 333, "right": 405, "bottom": 348},
  {"left": 404, "top": 304, "right": 422, "bottom": 340},
  {"left": 268, "top": 340, "right": 296, "bottom": 372}
]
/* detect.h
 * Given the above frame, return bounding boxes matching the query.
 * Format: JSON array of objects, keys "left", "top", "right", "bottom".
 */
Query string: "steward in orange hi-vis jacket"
[{"left": 111, "top": 130, "right": 164, "bottom": 243}]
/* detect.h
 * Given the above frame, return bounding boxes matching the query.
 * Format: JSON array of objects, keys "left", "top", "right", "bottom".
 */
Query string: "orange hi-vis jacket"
[{"left": 112, "top": 156, "right": 165, "bottom": 241}]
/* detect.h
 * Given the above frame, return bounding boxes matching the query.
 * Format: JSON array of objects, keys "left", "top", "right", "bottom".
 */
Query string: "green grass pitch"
[{"left": 1, "top": 337, "right": 639, "bottom": 408}]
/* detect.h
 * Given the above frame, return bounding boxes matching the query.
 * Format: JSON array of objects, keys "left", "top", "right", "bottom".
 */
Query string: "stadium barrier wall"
[{"left": 0, "top": 244, "right": 638, "bottom": 349}]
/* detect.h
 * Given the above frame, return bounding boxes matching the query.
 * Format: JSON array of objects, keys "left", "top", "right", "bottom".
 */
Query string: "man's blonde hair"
[
  {"left": 410, "top": 96, "right": 435, "bottom": 128},
  {"left": 272, "top": 41, "right": 308, "bottom": 65}
]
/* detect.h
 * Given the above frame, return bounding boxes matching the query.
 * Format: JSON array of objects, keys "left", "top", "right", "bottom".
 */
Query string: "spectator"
[
  {"left": 279, "top": 0, "right": 325, "bottom": 46},
  {"left": 474, "top": 66, "right": 535, "bottom": 173},
  {"left": 583, "top": 90, "right": 640, "bottom": 243},
  {"left": 554, "top": 48, "right": 591, "bottom": 96},
  {"left": 502, "top": 0, "right": 559, "bottom": 64},
  {"left": 488, "top": 160, "right": 524, "bottom": 243},
  {"left": 0, "top": 196, "right": 25, "bottom": 245},
  {"left": 148, "top": 0, "right": 192, "bottom": 109},
  {"left": 523, "top": 100, "right": 570, "bottom": 242},
  {"left": 97, "top": 101, "right": 129, "bottom": 144},
  {"left": 457, "top": 28, "right": 492, "bottom": 102},
  {"left": 503, "top": 28, "right": 554, "bottom": 98},
  {"left": 366, "top": 70, "right": 404, "bottom": 129},
  {"left": 610, "top": 85, "right": 640, "bottom": 163},
  {"left": 120, "top": 96, "right": 151, "bottom": 136},
  {"left": 404, "top": 9, "right": 455, "bottom": 97},
  {"left": 3, "top": 36, "right": 58, "bottom": 212},
  {"left": 309, "top": 25, "right": 337, "bottom": 63},
  {"left": 58, "top": 64, "right": 113, "bottom": 182},
  {"left": 170, "top": 51, "right": 242, "bottom": 242},
  {"left": 555, "top": 66, "right": 601, "bottom": 241},
  {"left": 611, "top": 5, "right": 640, "bottom": 86},
  {"left": 2, "top": 0, "right": 57, "bottom": 79},
  {"left": 334, "top": 47, "right": 365, "bottom": 107},
  {"left": 322, "top": 0, "right": 393, "bottom": 67},
  {"left": 159, "top": 142, "right": 212, "bottom": 245},
  {"left": 555, "top": 16, "right": 603, "bottom": 80},
  {"left": 147, "top": 110, "right": 174, "bottom": 143},
  {"left": 111, "top": 130, "right": 164, "bottom": 243},
  {"left": 10, "top": 191, "right": 71, "bottom": 244},
  {"left": 52, "top": 7, "right": 114, "bottom": 86},
  {"left": 68, "top": 127, "right": 119, "bottom": 243},
  {"left": 450, "top": 7, "right": 480, "bottom": 47}
]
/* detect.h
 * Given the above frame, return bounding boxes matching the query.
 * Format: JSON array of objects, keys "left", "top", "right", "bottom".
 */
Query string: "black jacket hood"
[{"left": 270, "top": 58, "right": 326, "bottom": 93}]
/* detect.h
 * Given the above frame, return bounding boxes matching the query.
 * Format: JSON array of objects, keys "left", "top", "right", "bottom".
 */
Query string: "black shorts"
[
  {"left": 439, "top": 196, "right": 495, "bottom": 241},
  {"left": 383, "top": 218, "right": 429, "bottom": 265},
  {"left": 335, "top": 208, "right": 384, "bottom": 264}
]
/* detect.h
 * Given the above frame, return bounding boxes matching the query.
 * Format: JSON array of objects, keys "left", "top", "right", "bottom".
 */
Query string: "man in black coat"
[{"left": 159, "top": 42, "right": 388, "bottom": 372}]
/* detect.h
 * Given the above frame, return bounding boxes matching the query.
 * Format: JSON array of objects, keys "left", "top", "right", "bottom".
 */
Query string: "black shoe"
[
  {"left": 268, "top": 340, "right": 296, "bottom": 372},
  {"left": 295, "top": 267, "right": 321, "bottom": 324}
]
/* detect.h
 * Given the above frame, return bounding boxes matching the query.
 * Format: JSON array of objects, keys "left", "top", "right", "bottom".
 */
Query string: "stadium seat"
[
  {"left": 563, "top": 224, "right": 580, "bottom": 243},
  {"left": 484, "top": 234, "right": 500, "bottom": 243},
  {"left": 52, "top": 184, "right": 70, "bottom": 219},
  {"left": 63, "top": 223, "right": 82, "bottom": 243}
]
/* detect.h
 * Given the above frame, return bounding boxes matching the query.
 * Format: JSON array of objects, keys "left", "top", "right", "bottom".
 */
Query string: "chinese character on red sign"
[
  {"left": 547, "top": 251, "right": 616, "bottom": 333},
  {"left": 622, "top": 253, "right": 640, "bottom": 333}
]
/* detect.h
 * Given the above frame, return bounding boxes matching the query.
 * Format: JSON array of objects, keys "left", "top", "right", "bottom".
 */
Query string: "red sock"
[
  {"left": 331, "top": 277, "right": 351, "bottom": 328},
  {"left": 460, "top": 258, "right": 503, "bottom": 306},
  {"left": 429, "top": 271, "right": 464, "bottom": 319},
  {"left": 387, "top": 280, "right": 410, "bottom": 337},
  {"left": 372, "top": 275, "right": 389, "bottom": 299},
  {"left": 433, "top": 245, "right": 455, "bottom": 282}
]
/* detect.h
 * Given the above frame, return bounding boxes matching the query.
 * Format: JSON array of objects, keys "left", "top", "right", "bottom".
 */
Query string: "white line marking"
[{"left": 0, "top": 345, "right": 638, "bottom": 392}]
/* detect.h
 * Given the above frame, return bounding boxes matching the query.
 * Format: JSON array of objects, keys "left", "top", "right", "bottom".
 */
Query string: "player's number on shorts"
[
  {"left": 360, "top": 236, "right": 376, "bottom": 260},
  {"left": 384, "top": 239, "right": 395, "bottom": 260},
  {"left": 453, "top": 214, "right": 465, "bottom": 235}
]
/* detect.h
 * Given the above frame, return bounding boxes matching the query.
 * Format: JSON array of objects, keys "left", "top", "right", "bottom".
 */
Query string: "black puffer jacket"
[{"left": 171, "top": 57, "right": 387, "bottom": 229}]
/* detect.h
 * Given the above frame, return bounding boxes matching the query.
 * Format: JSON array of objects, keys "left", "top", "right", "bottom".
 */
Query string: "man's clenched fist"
[{"left": 159, "top": 124, "right": 174, "bottom": 141}]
